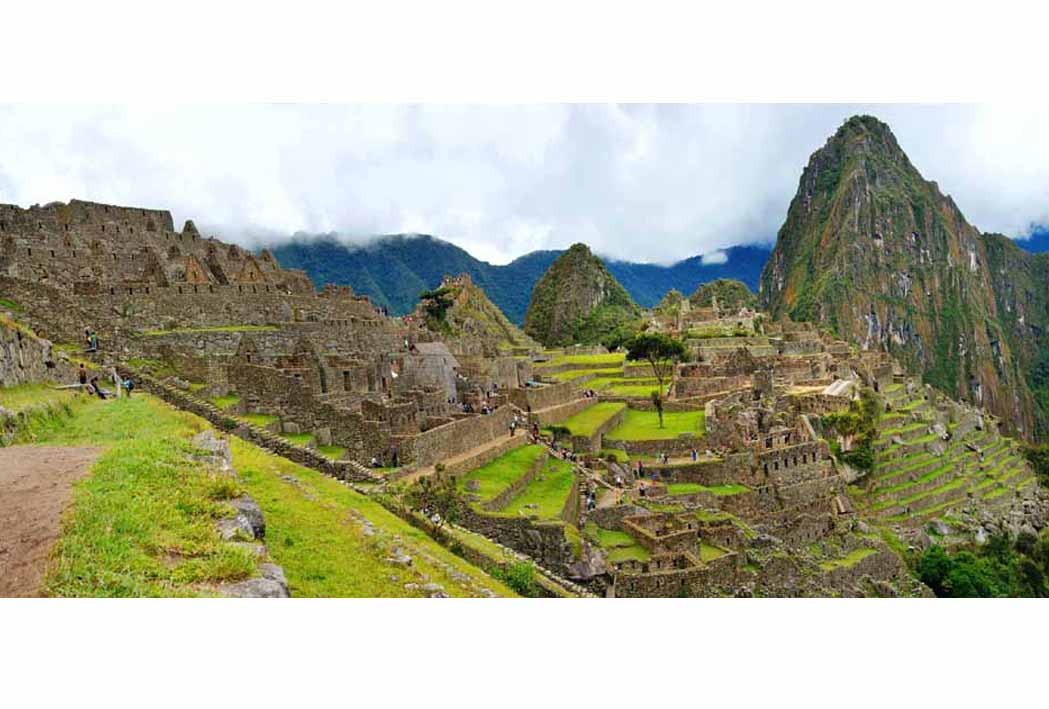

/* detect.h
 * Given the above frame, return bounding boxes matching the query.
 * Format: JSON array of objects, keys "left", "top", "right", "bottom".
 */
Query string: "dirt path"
[{"left": 0, "top": 445, "right": 101, "bottom": 597}]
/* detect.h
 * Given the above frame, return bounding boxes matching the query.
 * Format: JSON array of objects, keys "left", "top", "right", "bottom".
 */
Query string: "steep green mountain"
[
  {"left": 760, "top": 115, "right": 1037, "bottom": 437},
  {"left": 414, "top": 274, "right": 537, "bottom": 350},
  {"left": 268, "top": 235, "right": 771, "bottom": 323},
  {"left": 524, "top": 243, "right": 641, "bottom": 347},
  {"left": 689, "top": 278, "right": 757, "bottom": 310}
]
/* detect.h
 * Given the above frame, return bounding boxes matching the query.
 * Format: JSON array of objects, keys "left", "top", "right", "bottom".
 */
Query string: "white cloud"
[
  {"left": 700, "top": 249, "right": 729, "bottom": 265},
  {"left": 0, "top": 104, "right": 1046, "bottom": 264}
]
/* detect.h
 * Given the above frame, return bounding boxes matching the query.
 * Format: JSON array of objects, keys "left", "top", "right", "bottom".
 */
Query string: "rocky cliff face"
[
  {"left": 760, "top": 115, "right": 1036, "bottom": 437},
  {"left": 524, "top": 243, "right": 640, "bottom": 347}
]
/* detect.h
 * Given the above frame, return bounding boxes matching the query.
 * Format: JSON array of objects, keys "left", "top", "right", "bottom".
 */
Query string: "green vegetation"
[
  {"left": 524, "top": 243, "right": 641, "bottom": 347},
  {"left": 689, "top": 278, "right": 757, "bottom": 310},
  {"left": 502, "top": 458, "right": 575, "bottom": 518},
  {"left": 490, "top": 561, "right": 541, "bottom": 597},
  {"left": 819, "top": 548, "right": 877, "bottom": 571},
  {"left": 417, "top": 285, "right": 456, "bottom": 334},
  {"left": 665, "top": 482, "right": 748, "bottom": 497},
  {"left": 210, "top": 393, "right": 241, "bottom": 410},
  {"left": 607, "top": 408, "right": 704, "bottom": 441},
  {"left": 535, "top": 352, "right": 626, "bottom": 368},
  {"left": 232, "top": 441, "right": 514, "bottom": 597},
  {"left": 316, "top": 445, "right": 346, "bottom": 460},
  {"left": 241, "top": 413, "right": 280, "bottom": 428},
  {"left": 0, "top": 383, "right": 75, "bottom": 412},
  {"left": 560, "top": 402, "right": 626, "bottom": 437},
  {"left": 625, "top": 332, "right": 687, "bottom": 428},
  {"left": 0, "top": 297, "right": 24, "bottom": 312},
  {"left": 281, "top": 433, "right": 315, "bottom": 447},
  {"left": 917, "top": 532, "right": 1049, "bottom": 597},
  {"left": 458, "top": 445, "right": 546, "bottom": 503},
  {"left": 823, "top": 387, "right": 879, "bottom": 472},
  {"left": 19, "top": 395, "right": 259, "bottom": 597}
]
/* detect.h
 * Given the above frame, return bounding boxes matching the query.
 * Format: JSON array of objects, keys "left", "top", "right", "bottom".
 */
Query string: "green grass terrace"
[
  {"left": 558, "top": 402, "right": 626, "bottom": 437},
  {"left": 607, "top": 409, "right": 705, "bottom": 440}
]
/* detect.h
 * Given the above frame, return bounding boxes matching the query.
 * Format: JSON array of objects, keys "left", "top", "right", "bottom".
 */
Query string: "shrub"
[{"left": 493, "top": 561, "right": 540, "bottom": 597}]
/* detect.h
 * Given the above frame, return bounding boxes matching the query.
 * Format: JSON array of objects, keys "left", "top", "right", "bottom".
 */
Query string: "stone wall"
[
  {"left": 406, "top": 405, "right": 515, "bottom": 467},
  {"left": 0, "top": 319, "right": 73, "bottom": 388}
]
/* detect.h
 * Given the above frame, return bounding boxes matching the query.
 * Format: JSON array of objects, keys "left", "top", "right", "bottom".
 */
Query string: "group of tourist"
[
  {"left": 581, "top": 388, "right": 597, "bottom": 399},
  {"left": 76, "top": 363, "right": 134, "bottom": 400}
]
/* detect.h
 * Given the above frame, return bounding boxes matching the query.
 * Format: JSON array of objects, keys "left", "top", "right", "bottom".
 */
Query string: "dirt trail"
[{"left": 0, "top": 446, "right": 101, "bottom": 597}]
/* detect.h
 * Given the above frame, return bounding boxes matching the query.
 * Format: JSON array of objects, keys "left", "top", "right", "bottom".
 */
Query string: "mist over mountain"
[{"left": 269, "top": 235, "right": 772, "bottom": 324}]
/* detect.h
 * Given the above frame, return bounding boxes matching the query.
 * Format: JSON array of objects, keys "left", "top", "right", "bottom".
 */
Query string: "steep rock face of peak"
[
  {"left": 760, "top": 115, "right": 1035, "bottom": 437},
  {"left": 416, "top": 273, "right": 536, "bottom": 350},
  {"left": 523, "top": 243, "right": 640, "bottom": 347}
]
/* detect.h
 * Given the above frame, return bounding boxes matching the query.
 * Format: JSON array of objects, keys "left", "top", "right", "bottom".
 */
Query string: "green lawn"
[
  {"left": 560, "top": 402, "right": 626, "bottom": 437},
  {"left": 666, "top": 482, "right": 749, "bottom": 496},
  {"left": 281, "top": 433, "right": 315, "bottom": 447},
  {"left": 546, "top": 367, "right": 622, "bottom": 382},
  {"left": 231, "top": 439, "right": 515, "bottom": 597},
  {"left": 607, "top": 545, "right": 651, "bottom": 563},
  {"left": 0, "top": 383, "right": 76, "bottom": 412},
  {"left": 585, "top": 522, "right": 637, "bottom": 549},
  {"left": 22, "top": 395, "right": 259, "bottom": 597},
  {"left": 501, "top": 458, "right": 576, "bottom": 518},
  {"left": 241, "top": 413, "right": 280, "bottom": 428},
  {"left": 607, "top": 409, "right": 705, "bottom": 441},
  {"left": 210, "top": 394, "right": 241, "bottom": 410},
  {"left": 317, "top": 445, "right": 346, "bottom": 460},
  {"left": 459, "top": 445, "right": 546, "bottom": 503},
  {"left": 536, "top": 353, "right": 625, "bottom": 369},
  {"left": 819, "top": 548, "right": 878, "bottom": 571}
]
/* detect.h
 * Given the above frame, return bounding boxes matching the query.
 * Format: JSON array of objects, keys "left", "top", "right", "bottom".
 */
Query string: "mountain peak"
[{"left": 524, "top": 242, "right": 639, "bottom": 347}]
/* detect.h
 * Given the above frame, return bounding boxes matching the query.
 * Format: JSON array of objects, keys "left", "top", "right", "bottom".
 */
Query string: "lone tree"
[{"left": 625, "top": 332, "right": 687, "bottom": 428}]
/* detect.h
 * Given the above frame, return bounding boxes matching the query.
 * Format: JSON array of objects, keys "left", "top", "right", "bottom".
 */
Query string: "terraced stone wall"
[{"left": 406, "top": 405, "right": 515, "bottom": 467}]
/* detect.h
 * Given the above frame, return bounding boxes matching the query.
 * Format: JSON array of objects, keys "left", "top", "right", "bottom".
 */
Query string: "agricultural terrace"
[
  {"left": 458, "top": 444, "right": 547, "bottom": 504},
  {"left": 559, "top": 402, "right": 626, "bottom": 437},
  {"left": 607, "top": 409, "right": 705, "bottom": 440}
]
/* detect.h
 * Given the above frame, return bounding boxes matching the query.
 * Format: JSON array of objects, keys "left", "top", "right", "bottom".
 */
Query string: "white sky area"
[{"left": 0, "top": 104, "right": 1046, "bottom": 265}]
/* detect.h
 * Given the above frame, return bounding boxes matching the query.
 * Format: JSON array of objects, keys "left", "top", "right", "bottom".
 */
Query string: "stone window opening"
[
  {"left": 127, "top": 288, "right": 133, "bottom": 295},
  {"left": 101, "top": 225, "right": 106, "bottom": 232},
  {"left": 109, "top": 287, "right": 115, "bottom": 295},
  {"left": 27, "top": 248, "right": 31, "bottom": 256},
  {"left": 49, "top": 249, "right": 55, "bottom": 258}
]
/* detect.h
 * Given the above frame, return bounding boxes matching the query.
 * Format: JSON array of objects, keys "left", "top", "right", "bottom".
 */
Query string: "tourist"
[
  {"left": 691, "top": 448, "right": 698, "bottom": 462},
  {"left": 509, "top": 419, "right": 517, "bottom": 437},
  {"left": 88, "top": 376, "right": 107, "bottom": 400},
  {"left": 89, "top": 330, "right": 98, "bottom": 352},
  {"left": 77, "top": 363, "right": 87, "bottom": 393},
  {"left": 370, "top": 455, "right": 381, "bottom": 468},
  {"left": 123, "top": 377, "right": 135, "bottom": 397}
]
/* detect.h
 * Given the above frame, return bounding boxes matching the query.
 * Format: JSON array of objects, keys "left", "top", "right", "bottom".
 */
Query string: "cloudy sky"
[{"left": 1, "top": 104, "right": 1047, "bottom": 264}]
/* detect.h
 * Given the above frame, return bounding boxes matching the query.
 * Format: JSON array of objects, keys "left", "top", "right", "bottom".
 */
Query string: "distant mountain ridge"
[{"left": 269, "top": 234, "right": 772, "bottom": 324}]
